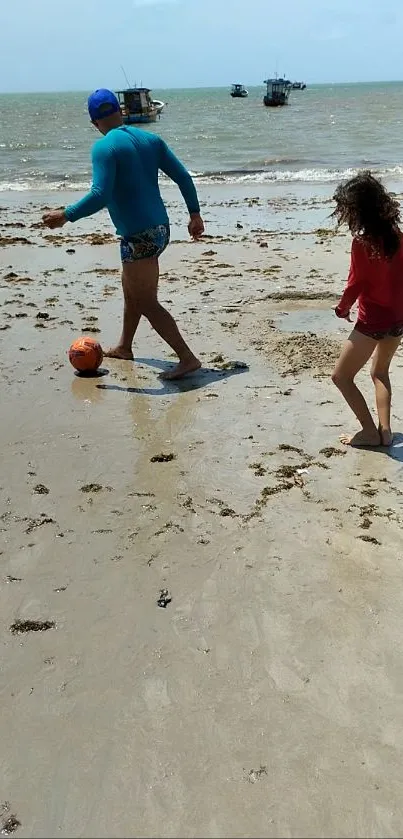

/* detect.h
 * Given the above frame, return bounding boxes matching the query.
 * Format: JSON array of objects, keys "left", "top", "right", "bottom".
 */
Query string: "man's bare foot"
[
  {"left": 103, "top": 346, "right": 134, "bottom": 360},
  {"left": 340, "top": 429, "right": 381, "bottom": 447},
  {"left": 160, "top": 356, "right": 202, "bottom": 381},
  {"left": 379, "top": 427, "right": 393, "bottom": 447}
]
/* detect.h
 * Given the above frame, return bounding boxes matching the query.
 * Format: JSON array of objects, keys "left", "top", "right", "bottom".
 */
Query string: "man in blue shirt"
[{"left": 43, "top": 89, "right": 204, "bottom": 379}]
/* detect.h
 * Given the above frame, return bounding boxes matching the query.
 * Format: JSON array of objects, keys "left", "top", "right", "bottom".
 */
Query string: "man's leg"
[
  {"left": 104, "top": 268, "right": 141, "bottom": 360},
  {"left": 106, "top": 256, "right": 201, "bottom": 378}
]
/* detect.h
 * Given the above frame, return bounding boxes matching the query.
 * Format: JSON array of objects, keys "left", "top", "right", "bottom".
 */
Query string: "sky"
[{"left": 1, "top": 0, "right": 403, "bottom": 92}]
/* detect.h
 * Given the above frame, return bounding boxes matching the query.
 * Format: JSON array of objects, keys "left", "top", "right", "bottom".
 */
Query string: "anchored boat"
[
  {"left": 263, "top": 76, "right": 291, "bottom": 107},
  {"left": 230, "top": 83, "right": 248, "bottom": 98},
  {"left": 116, "top": 87, "right": 163, "bottom": 124}
]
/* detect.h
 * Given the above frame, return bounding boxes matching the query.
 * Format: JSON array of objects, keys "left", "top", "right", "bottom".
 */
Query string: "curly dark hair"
[{"left": 332, "top": 171, "right": 401, "bottom": 258}]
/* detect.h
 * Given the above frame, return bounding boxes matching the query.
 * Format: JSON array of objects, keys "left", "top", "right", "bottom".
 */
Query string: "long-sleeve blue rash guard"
[{"left": 65, "top": 126, "right": 200, "bottom": 237}]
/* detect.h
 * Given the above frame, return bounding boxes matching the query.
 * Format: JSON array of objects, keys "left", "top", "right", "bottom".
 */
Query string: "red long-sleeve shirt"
[{"left": 336, "top": 235, "right": 403, "bottom": 331}]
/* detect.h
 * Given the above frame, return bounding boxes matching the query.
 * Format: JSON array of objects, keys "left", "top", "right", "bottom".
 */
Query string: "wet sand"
[{"left": 2, "top": 183, "right": 403, "bottom": 838}]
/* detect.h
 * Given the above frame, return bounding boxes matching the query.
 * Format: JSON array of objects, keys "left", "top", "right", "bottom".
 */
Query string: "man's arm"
[
  {"left": 158, "top": 139, "right": 204, "bottom": 239},
  {"left": 335, "top": 240, "right": 362, "bottom": 319},
  {"left": 65, "top": 141, "right": 116, "bottom": 222},
  {"left": 42, "top": 141, "right": 116, "bottom": 228}
]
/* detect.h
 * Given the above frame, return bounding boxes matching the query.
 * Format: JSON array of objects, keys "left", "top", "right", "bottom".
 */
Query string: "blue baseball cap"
[{"left": 88, "top": 89, "right": 120, "bottom": 121}]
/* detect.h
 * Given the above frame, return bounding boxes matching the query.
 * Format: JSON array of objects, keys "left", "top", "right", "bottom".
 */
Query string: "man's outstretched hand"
[
  {"left": 42, "top": 209, "right": 67, "bottom": 229},
  {"left": 188, "top": 213, "right": 204, "bottom": 240}
]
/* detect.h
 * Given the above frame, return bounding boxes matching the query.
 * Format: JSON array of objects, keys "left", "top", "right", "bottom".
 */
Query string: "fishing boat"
[
  {"left": 231, "top": 83, "right": 248, "bottom": 98},
  {"left": 116, "top": 87, "right": 159, "bottom": 124},
  {"left": 263, "top": 76, "right": 291, "bottom": 107},
  {"left": 291, "top": 81, "right": 306, "bottom": 90}
]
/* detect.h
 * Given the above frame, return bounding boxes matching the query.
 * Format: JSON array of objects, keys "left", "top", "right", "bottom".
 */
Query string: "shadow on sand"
[
  {"left": 381, "top": 431, "right": 403, "bottom": 464},
  {"left": 95, "top": 357, "right": 249, "bottom": 397}
]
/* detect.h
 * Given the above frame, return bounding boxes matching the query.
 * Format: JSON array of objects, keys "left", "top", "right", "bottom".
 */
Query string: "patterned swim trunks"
[{"left": 120, "top": 223, "right": 170, "bottom": 263}]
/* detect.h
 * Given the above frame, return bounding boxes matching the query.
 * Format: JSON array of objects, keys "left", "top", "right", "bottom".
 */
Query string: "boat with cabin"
[
  {"left": 263, "top": 76, "right": 291, "bottom": 107},
  {"left": 291, "top": 81, "right": 306, "bottom": 90},
  {"left": 116, "top": 87, "right": 161, "bottom": 124},
  {"left": 231, "top": 83, "right": 248, "bottom": 98}
]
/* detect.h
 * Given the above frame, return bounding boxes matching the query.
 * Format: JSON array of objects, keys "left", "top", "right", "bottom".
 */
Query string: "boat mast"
[{"left": 121, "top": 65, "right": 132, "bottom": 88}]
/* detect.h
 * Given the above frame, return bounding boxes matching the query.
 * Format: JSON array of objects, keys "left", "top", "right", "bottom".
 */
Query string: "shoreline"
[
  {"left": 0, "top": 182, "right": 345, "bottom": 248},
  {"left": 2, "top": 168, "right": 403, "bottom": 198}
]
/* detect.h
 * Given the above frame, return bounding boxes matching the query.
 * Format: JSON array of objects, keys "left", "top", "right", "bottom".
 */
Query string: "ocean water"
[{"left": 1, "top": 83, "right": 403, "bottom": 191}]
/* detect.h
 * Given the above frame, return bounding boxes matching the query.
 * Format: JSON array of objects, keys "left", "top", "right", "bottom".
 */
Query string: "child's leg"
[
  {"left": 370, "top": 336, "right": 401, "bottom": 446},
  {"left": 332, "top": 329, "right": 379, "bottom": 446}
]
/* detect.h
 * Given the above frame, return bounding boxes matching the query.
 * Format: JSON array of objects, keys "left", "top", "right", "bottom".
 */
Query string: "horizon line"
[{"left": 1, "top": 79, "right": 403, "bottom": 95}]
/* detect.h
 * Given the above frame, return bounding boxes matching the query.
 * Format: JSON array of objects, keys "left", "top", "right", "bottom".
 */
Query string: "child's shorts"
[{"left": 355, "top": 321, "right": 403, "bottom": 340}]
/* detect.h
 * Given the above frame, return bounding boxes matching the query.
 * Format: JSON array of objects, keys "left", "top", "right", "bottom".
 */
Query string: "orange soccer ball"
[{"left": 68, "top": 336, "right": 103, "bottom": 373}]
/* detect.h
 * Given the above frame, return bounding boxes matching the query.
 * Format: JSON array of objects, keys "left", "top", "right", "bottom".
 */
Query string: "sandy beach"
[{"left": 2, "top": 181, "right": 403, "bottom": 838}]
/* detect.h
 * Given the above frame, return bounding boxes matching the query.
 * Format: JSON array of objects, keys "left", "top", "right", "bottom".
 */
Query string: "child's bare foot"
[
  {"left": 160, "top": 355, "right": 201, "bottom": 381},
  {"left": 340, "top": 429, "right": 381, "bottom": 447},
  {"left": 103, "top": 346, "right": 134, "bottom": 360},
  {"left": 379, "top": 427, "right": 393, "bottom": 446}
]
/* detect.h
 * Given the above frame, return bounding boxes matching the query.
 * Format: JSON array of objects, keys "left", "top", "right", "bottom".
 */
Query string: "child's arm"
[{"left": 335, "top": 240, "right": 362, "bottom": 319}]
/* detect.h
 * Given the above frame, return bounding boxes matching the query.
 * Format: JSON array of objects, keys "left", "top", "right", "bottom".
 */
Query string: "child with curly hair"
[{"left": 332, "top": 171, "right": 403, "bottom": 447}]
